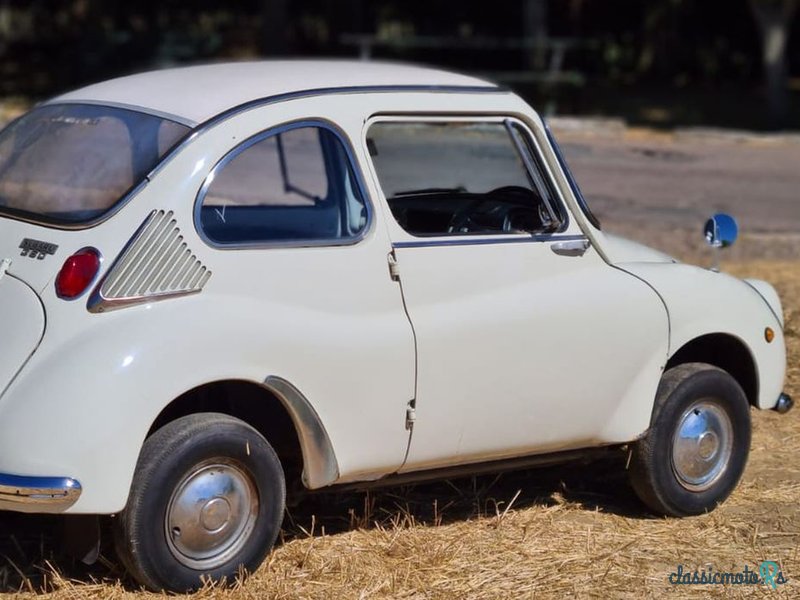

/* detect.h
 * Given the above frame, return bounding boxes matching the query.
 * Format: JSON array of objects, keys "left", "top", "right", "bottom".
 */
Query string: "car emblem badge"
[{"left": 19, "top": 238, "right": 59, "bottom": 260}]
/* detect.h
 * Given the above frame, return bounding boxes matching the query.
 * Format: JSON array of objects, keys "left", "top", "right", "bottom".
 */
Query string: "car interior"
[
  {"left": 199, "top": 127, "right": 368, "bottom": 244},
  {"left": 386, "top": 185, "right": 557, "bottom": 236}
]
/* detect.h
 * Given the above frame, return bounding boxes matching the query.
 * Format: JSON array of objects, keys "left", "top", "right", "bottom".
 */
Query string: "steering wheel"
[
  {"left": 488, "top": 185, "right": 555, "bottom": 233},
  {"left": 447, "top": 198, "right": 487, "bottom": 233},
  {"left": 449, "top": 187, "right": 534, "bottom": 233},
  {"left": 502, "top": 206, "right": 532, "bottom": 232},
  {"left": 487, "top": 185, "right": 535, "bottom": 200}
]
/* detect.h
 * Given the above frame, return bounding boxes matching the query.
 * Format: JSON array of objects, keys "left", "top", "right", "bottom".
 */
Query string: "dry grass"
[{"left": 1, "top": 258, "right": 798, "bottom": 598}]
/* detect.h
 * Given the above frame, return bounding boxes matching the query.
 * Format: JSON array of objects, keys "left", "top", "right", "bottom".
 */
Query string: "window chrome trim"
[
  {"left": 194, "top": 118, "right": 374, "bottom": 250},
  {"left": 392, "top": 233, "right": 588, "bottom": 249},
  {"left": 505, "top": 118, "right": 561, "bottom": 229},
  {"left": 364, "top": 115, "right": 572, "bottom": 241},
  {"left": 544, "top": 121, "right": 602, "bottom": 231},
  {"left": 504, "top": 116, "right": 571, "bottom": 234}
]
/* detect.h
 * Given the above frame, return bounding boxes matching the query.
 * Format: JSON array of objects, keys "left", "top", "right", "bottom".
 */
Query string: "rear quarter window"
[{"left": 197, "top": 123, "right": 369, "bottom": 246}]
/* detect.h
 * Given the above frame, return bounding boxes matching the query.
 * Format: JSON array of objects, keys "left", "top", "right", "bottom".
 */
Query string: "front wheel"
[
  {"left": 629, "top": 363, "right": 751, "bottom": 517},
  {"left": 114, "top": 413, "right": 286, "bottom": 592}
]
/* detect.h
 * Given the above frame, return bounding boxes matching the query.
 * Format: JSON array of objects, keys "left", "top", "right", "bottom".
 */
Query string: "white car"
[{"left": 0, "top": 60, "right": 791, "bottom": 591}]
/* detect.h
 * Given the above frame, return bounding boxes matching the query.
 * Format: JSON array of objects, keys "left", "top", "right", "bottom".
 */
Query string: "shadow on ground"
[{"left": 0, "top": 454, "right": 652, "bottom": 593}]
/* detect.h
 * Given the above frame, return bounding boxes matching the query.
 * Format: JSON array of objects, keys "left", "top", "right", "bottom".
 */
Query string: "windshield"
[
  {"left": 0, "top": 103, "right": 190, "bottom": 226},
  {"left": 544, "top": 122, "right": 602, "bottom": 230}
]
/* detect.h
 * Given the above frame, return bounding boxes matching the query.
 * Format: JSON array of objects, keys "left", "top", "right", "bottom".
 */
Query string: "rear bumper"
[
  {"left": 774, "top": 392, "right": 794, "bottom": 414},
  {"left": 0, "top": 473, "right": 82, "bottom": 513}
]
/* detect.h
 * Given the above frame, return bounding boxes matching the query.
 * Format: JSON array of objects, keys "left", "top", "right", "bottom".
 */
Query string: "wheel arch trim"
[{"left": 262, "top": 375, "right": 340, "bottom": 489}]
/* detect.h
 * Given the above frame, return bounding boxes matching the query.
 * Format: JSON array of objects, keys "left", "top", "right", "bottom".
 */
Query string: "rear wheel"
[
  {"left": 629, "top": 363, "right": 751, "bottom": 516},
  {"left": 114, "top": 413, "right": 285, "bottom": 591}
]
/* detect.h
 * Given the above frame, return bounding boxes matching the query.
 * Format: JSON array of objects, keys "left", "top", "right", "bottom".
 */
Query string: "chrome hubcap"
[
  {"left": 671, "top": 400, "right": 733, "bottom": 491},
  {"left": 165, "top": 460, "right": 259, "bottom": 569}
]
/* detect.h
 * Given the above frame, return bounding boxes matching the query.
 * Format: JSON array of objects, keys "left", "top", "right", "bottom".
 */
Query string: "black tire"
[
  {"left": 114, "top": 413, "right": 285, "bottom": 592},
  {"left": 629, "top": 363, "right": 751, "bottom": 517}
]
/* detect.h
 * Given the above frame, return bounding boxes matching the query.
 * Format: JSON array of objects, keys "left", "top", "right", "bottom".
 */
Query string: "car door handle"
[{"left": 550, "top": 238, "right": 590, "bottom": 257}]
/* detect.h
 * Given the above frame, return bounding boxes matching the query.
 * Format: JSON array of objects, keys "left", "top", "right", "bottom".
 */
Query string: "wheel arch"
[
  {"left": 148, "top": 377, "right": 340, "bottom": 490},
  {"left": 665, "top": 333, "right": 758, "bottom": 407}
]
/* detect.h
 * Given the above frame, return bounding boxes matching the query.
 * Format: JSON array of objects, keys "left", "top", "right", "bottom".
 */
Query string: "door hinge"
[
  {"left": 387, "top": 250, "right": 400, "bottom": 282},
  {"left": 405, "top": 400, "right": 416, "bottom": 431}
]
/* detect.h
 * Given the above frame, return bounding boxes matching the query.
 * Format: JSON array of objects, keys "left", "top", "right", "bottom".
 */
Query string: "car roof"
[{"left": 50, "top": 60, "right": 498, "bottom": 127}]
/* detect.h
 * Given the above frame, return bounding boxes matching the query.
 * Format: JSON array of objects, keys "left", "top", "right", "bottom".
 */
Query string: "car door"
[
  {"left": 189, "top": 112, "right": 417, "bottom": 484},
  {"left": 363, "top": 116, "right": 668, "bottom": 472}
]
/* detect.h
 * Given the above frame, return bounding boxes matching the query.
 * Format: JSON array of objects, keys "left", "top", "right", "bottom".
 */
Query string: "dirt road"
[{"left": 555, "top": 124, "right": 800, "bottom": 261}]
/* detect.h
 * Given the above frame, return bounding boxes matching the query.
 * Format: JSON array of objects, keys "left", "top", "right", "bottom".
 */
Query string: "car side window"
[
  {"left": 366, "top": 120, "right": 565, "bottom": 237},
  {"left": 198, "top": 124, "right": 368, "bottom": 245}
]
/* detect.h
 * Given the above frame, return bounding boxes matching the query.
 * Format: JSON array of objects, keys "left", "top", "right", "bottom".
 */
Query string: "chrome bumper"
[
  {"left": 775, "top": 392, "right": 794, "bottom": 414},
  {"left": 0, "top": 473, "right": 82, "bottom": 513}
]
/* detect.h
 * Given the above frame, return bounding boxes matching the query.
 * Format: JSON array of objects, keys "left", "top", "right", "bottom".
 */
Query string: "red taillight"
[{"left": 55, "top": 248, "right": 101, "bottom": 299}]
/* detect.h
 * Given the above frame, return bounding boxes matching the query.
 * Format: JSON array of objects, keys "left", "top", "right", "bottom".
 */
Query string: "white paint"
[
  {"left": 0, "top": 69, "right": 788, "bottom": 515},
  {"left": 51, "top": 60, "right": 496, "bottom": 125}
]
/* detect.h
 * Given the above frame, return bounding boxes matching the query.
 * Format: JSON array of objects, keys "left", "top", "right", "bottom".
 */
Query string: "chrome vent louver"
[{"left": 89, "top": 210, "right": 211, "bottom": 312}]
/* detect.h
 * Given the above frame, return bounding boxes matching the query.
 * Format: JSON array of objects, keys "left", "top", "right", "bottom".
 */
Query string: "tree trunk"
[
  {"left": 0, "top": 0, "right": 11, "bottom": 55},
  {"left": 523, "top": 0, "right": 548, "bottom": 70},
  {"left": 261, "top": 0, "right": 288, "bottom": 56},
  {"left": 748, "top": 0, "right": 798, "bottom": 128}
]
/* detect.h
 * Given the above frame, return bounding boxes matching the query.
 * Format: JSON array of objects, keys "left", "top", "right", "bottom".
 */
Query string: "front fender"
[{"left": 619, "top": 262, "right": 786, "bottom": 410}]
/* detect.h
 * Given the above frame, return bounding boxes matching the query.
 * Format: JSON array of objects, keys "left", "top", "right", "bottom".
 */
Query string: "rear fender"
[{"left": 0, "top": 297, "right": 339, "bottom": 514}]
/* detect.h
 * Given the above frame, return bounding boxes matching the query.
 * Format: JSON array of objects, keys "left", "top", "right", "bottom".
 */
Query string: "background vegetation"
[{"left": 0, "top": 0, "right": 797, "bottom": 130}]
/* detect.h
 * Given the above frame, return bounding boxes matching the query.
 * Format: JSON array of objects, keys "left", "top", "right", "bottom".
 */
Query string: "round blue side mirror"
[{"left": 704, "top": 213, "right": 738, "bottom": 248}]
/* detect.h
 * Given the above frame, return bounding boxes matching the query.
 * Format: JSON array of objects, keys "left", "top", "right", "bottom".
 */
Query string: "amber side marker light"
[
  {"left": 765, "top": 327, "right": 775, "bottom": 343},
  {"left": 56, "top": 248, "right": 101, "bottom": 299}
]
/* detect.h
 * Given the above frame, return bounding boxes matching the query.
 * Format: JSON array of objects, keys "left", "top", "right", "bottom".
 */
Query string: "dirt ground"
[{"left": 1, "top": 127, "right": 798, "bottom": 599}]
